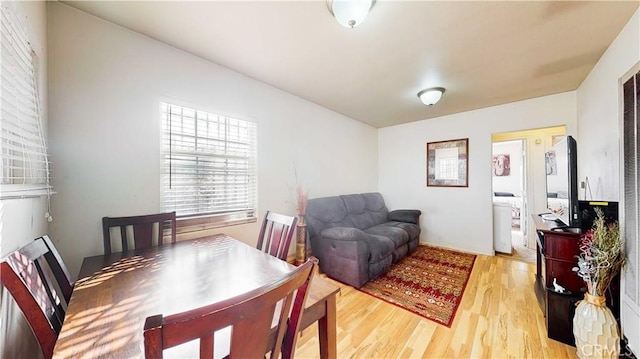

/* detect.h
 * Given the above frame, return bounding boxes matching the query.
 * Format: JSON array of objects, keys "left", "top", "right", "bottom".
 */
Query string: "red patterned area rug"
[{"left": 359, "top": 245, "right": 476, "bottom": 327}]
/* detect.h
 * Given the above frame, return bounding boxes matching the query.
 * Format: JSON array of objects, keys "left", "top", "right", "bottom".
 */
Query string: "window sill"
[
  {"left": 0, "top": 185, "right": 55, "bottom": 200},
  {"left": 176, "top": 215, "right": 257, "bottom": 236}
]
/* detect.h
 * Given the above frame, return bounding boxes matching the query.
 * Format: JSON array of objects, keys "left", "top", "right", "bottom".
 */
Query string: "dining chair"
[
  {"left": 1, "top": 238, "right": 69, "bottom": 359},
  {"left": 143, "top": 257, "right": 318, "bottom": 359},
  {"left": 102, "top": 211, "right": 177, "bottom": 254},
  {"left": 256, "top": 211, "right": 298, "bottom": 261},
  {"left": 38, "top": 235, "right": 74, "bottom": 305}
]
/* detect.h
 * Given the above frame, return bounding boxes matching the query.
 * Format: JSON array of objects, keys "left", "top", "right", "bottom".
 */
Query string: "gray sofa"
[{"left": 305, "top": 192, "right": 421, "bottom": 288}]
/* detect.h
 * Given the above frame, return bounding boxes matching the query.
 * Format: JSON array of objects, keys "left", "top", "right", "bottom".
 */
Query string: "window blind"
[
  {"left": 160, "top": 103, "right": 257, "bottom": 225},
  {"left": 0, "top": 2, "right": 51, "bottom": 198},
  {"left": 622, "top": 70, "right": 639, "bottom": 309}
]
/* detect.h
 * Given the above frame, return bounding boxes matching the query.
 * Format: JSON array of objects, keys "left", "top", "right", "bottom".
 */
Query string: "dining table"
[{"left": 52, "top": 234, "right": 340, "bottom": 358}]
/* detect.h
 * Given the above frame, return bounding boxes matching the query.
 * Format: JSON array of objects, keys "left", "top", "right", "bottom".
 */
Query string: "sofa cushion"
[
  {"left": 340, "top": 194, "right": 374, "bottom": 230},
  {"left": 364, "top": 234, "right": 395, "bottom": 263},
  {"left": 321, "top": 227, "right": 368, "bottom": 242},
  {"left": 364, "top": 224, "right": 409, "bottom": 248},
  {"left": 340, "top": 193, "right": 388, "bottom": 230},
  {"left": 387, "top": 221, "right": 421, "bottom": 240},
  {"left": 306, "top": 196, "right": 354, "bottom": 238},
  {"left": 361, "top": 192, "right": 389, "bottom": 225}
]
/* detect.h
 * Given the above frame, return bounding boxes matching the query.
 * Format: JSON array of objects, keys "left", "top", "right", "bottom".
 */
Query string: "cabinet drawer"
[{"left": 544, "top": 232, "right": 581, "bottom": 261}]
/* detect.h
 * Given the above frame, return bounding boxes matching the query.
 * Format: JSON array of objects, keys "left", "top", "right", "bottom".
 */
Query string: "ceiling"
[{"left": 61, "top": 1, "right": 639, "bottom": 128}]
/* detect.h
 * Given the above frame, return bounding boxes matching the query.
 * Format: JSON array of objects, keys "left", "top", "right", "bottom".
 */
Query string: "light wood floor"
[{"left": 294, "top": 254, "right": 578, "bottom": 358}]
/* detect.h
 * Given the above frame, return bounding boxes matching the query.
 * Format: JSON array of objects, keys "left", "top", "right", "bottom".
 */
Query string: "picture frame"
[
  {"left": 545, "top": 150, "right": 557, "bottom": 175},
  {"left": 492, "top": 153, "right": 510, "bottom": 177},
  {"left": 426, "top": 138, "right": 469, "bottom": 187}
]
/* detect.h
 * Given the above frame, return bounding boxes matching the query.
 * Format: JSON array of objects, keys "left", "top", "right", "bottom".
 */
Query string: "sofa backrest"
[
  {"left": 340, "top": 193, "right": 388, "bottom": 230},
  {"left": 306, "top": 195, "right": 353, "bottom": 238},
  {"left": 306, "top": 192, "right": 388, "bottom": 238}
]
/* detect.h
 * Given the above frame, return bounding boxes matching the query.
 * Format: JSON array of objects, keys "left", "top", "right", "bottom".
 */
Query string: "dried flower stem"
[
  {"left": 573, "top": 208, "right": 626, "bottom": 297},
  {"left": 293, "top": 164, "right": 309, "bottom": 225},
  {"left": 296, "top": 185, "right": 309, "bottom": 216}
]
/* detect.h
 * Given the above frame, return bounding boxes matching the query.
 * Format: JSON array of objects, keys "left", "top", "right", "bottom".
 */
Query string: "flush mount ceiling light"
[
  {"left": 417, "top": 87, "right": 446, "bottom": 106},
  {"left": 327, "top": 0, "right": 375, "bottom": 28}
]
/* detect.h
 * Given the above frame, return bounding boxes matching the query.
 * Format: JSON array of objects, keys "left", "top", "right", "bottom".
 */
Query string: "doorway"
[
  {"left": 492, "top": 139, "right": 532, "bottom": 262},
  {"left": 492, "top": 126, "right": 566, "bottom": 263}
]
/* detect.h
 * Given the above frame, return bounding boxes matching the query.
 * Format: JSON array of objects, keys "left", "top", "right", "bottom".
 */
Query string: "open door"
[
  {"left": 492, "top": 139, "right": 526, "bottom": 254},
  {"left": 492, "top": 126, "right": 566, "bottom": 262}
]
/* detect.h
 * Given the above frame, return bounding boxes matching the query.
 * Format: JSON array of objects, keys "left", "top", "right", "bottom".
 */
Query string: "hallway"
[{"left": 497, "top": 230, "right": 536, "bottom": 263}]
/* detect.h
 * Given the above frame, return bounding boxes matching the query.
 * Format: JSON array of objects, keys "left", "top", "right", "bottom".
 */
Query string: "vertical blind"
[
  {"left": 0, "top": 2, "right": 50, "bottom": 198},
  {"left": 160, "top": 102, "right": 257, "bottom": 222},
  {"left": 622, "top": 71, "right": 639, "bottom": 308}
]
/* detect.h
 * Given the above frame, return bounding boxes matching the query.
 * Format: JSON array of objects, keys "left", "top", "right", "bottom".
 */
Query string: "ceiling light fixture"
[
  {"left": 327, "top": 0, "right": 375, "bottom": 29},
  {"left": 417, "top": 87, "right": 445, "bottom": 106}
]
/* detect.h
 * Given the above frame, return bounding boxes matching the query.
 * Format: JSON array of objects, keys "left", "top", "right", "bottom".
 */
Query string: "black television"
[{"left": 544, "top": 135, "right": 579, "bottom": 227}]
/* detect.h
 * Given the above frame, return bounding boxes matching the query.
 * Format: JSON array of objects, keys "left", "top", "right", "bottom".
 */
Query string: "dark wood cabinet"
[
  {"left": 546, "top": 290, "right": 580, "bottom": 346},
  {"left": 532, "top": 215, "right": 583, "bottom": 346},
  {"left": 542, "top": 230, "right": 584, "bottom": 293}
]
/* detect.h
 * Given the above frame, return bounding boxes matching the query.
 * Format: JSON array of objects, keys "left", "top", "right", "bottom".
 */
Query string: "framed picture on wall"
[
  {"left": 492, "top": 154, "right": 510, "bottom": 176},
  {"left": 426, "top": 138, "right": 469, "bottom": 187}
]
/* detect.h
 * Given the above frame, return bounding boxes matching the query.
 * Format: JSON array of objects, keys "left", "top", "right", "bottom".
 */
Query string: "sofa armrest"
[
  {"left": 320, "top": 227, "right": 369, "bottom": 242},
  {"left": 388, "top": 209, "right": 421, "bottom": 224}
]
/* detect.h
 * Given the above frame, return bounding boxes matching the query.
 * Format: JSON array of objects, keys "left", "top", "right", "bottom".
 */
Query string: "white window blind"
[
  {"left": 0, "top": 2, "right": 50, "bottom": 198},
  {"left": 160, "top": 103, "right": 257, "bottom": 225}
]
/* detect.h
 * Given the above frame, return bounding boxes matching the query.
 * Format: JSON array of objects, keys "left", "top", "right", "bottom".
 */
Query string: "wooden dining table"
[{"left": 52, "top": 234, "right": 340, "bottom": 358}]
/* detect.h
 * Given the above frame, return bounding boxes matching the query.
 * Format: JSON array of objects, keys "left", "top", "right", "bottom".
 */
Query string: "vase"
[
  {"left": 573, "top": 293, "right": 620, "bottom": 359},
  {"left": 294, "top": 221, "right": 307, "bottom": 266}
]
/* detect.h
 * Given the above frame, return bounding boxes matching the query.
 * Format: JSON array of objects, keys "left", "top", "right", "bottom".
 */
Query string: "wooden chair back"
[
  {"left": 38, "top": 235, "right": 74, "bottom": 305},
  {"left": 102, "top": 211, "right": 177, "bottom": 254},
  {"left": 256, "top": 211, "right": 297, "bottom": 261},
  {"left": 143, "top": 257, "right": 317, "bottom": 359},
  {"left": 1, "top": 238, "right": 69, "bottom": 359}
]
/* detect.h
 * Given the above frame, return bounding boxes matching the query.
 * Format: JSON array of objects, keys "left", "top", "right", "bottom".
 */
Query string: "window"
[
  {"left": 0, "top": 2, "right": 51, "bottom": 199},
  {"left": 435, "top": 147, "right": 458, "bottom": 180},
  {"left": 160, "top": 103, "right": 257, "bottom": 228}
]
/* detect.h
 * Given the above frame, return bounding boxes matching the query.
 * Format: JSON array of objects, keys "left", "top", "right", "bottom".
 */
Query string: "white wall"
[
  {"left": 577, "top": 10, "right": 639, "bottom": 201},
  {"left": 0, "top": 2, "right": 49, "bottom": 358},
  {"left": 379, "top": 92, "right": 577, "bottom": 255},
  {"left": 576, "top": 9, "right": 640, "bottom": 356},
  {"left": 47, "top": 2, "right": 378, "bottom": 279}
]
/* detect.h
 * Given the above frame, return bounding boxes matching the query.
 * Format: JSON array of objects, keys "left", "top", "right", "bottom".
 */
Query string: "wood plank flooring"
[{"left": 295, "top": 254, "right": 578, "bottom": 358}]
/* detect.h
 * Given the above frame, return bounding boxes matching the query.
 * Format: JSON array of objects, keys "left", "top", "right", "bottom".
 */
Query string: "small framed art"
[{"left": 426, "top": 138, "right": 469, "bottom": 187}]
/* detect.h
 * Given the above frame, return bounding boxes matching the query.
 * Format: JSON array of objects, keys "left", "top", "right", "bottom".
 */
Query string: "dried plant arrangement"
[{"left": 572, "top": 208, "right": 626, "bottom": 296}]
